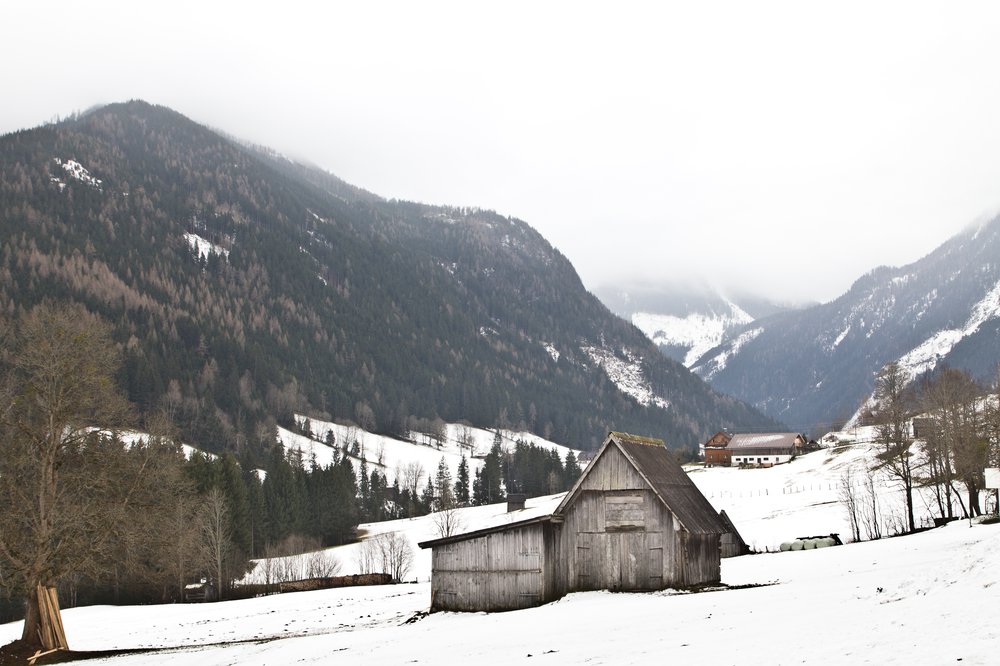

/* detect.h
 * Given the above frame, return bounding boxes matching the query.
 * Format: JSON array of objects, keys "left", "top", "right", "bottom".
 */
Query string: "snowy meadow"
[{"left": 3, "top": 438, "right": 998, "bottom": 665}]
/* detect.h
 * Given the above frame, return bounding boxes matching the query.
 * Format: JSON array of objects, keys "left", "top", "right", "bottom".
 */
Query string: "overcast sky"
[{"left": 5, "top": 1, "right": 1000, "bottom": 303}]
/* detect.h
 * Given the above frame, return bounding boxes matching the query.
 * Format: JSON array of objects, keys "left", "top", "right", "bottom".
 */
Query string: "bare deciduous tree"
[
  {"left": 838, "top": 465, "right": 862, "bottom": 542},
  {"left": 0, "top": 304, "right": 134, "bottom": 649},
  {"left": 872, "top": 362, "right": 917, "bottom": 532},
  {"left": 356, "top": 532, "right": 413, "bottom": 582},
  {"left": 431, "top": 507, "right": 465, "bottom": 538},
  {"left": 200, "top": 488, "right": 232, "bottom": 599}
]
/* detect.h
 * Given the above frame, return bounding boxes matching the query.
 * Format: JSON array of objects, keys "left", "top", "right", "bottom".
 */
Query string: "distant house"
[
  {"left": 728, "top": 432, "right": 806, "bottom": 467},
  {"left": 418, "top": 432, "right": 728, "bottom": 612},
  {"left": 703, "top": 431, "right": 733, "bottom": 466},
  {"left": 183, "top": 581, "right": 217, "bottom": 603}
]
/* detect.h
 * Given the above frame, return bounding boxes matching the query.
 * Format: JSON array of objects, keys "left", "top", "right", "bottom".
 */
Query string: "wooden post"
[{"left": 35, "top": 585, "right": 68, "bottom": 651}]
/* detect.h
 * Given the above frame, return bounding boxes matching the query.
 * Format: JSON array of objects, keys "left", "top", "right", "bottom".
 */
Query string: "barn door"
[{"left": 575, "top": 533, "right": 593, "bottom": 590}]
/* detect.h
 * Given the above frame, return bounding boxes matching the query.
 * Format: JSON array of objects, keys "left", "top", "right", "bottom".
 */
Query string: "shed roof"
[
  {"left": 556, "top": 432, "right": 726, "bottom": 536},
  {"left": 728, "top": 432, "right": 803, "bottom": 451},
  {"left": 417, "top": 514, "right": 552, "bottom": 549}
]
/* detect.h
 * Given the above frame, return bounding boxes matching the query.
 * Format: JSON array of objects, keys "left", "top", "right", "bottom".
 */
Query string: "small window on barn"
[{"left": 605, "top": 493, "right": 644, "bottom": 531}]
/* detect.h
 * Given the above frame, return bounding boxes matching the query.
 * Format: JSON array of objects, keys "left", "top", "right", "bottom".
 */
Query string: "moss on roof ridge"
[{"left": 609, "top": 431, "right": 664, "bottom": 447}]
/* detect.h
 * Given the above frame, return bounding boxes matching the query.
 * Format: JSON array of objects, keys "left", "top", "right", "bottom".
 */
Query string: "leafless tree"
[
  {"left": 306, "top": 550, "right": 342, "bottom": 579},
  {"left": 356, "top": 532, "right": 413, "bottom": 582},
  {"left": 859, "top": 464, "right": 883, "bottom": 540},
  {"left": 397, "top": 461, "right": 425, "bottom": 498},
  {"left": 0, "top": 304, "right": 133, "bottom": 649},
  {"left": 918, "top": 367, "right": 989, "bottom": 517},
  {"left": 838, "top": 465, "right": 862, "bottom": 542},
  {"left": 432, "top": 507, "right": 465, "bottom": 538},
  {"left": 872, "top": 362, "right": 918, "bottom": 532},
  {"left": 200, "top": 488, "right": 232, "bottom": 598}
]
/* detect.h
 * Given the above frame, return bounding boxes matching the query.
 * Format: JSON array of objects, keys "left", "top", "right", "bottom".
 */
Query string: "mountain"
[
  {"left": 0, "top": 101, "right": 779, "bottom": 456},
  {"left": 690, "top": 217, "right": 1000, "bottom": 429},
  {"left": 594, "top": 282, "right": 802, "bottom": 367}
]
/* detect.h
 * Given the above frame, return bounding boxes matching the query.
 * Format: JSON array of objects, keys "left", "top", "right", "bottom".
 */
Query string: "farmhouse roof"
[
  {"left": 704, "top": 431, "right": 732, "bottom": 447},
  {"left": 556, "top": 432, "right": 726, "bottom": 536},
  {"left": 728, "top": 432, "right": 803, "bottom": 451}
]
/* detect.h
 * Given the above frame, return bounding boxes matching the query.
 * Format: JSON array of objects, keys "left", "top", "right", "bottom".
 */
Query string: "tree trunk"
[
  {"left": 904, "top": 481, "right": 915, "bottom": 533},
  {"left": 20, "top": 590, "right": 41, "bottom": 647}
]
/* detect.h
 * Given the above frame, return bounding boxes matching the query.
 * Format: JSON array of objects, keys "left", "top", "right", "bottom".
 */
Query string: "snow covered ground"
[
  {"left": 3, "top": 521, "right": 996, "bottom": 665},
  {"left": 279, "top": 416, "right": 583, "bottom": 487},
  {"left": 4, "top": 441, "right": 998, "bottom": 664}
]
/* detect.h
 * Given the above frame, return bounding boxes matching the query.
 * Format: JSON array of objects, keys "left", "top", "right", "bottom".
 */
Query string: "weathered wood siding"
[
  {"left": 430, "top": 522, "right": 549, "bottom": 612},
  {"left": 424, "top": 435, "right": 724, "bottom": 612},
  {"left": 677, "top": 532, "right": 722, "bottom": 585},
  {"left": 720, "top": 532, "right": 743, "bottom": 558},
  {"left": 554, "top": 444, "right": 720, "bottom": 593}
]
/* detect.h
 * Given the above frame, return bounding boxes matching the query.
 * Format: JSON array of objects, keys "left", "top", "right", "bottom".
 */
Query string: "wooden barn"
[{"left": 418, "top": 432, "right": 728, "bottom": 612}]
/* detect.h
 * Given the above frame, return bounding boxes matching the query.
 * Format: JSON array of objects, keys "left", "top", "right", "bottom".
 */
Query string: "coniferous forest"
[{"left": 0, "top": 101, "right": 778, "bottom": 467}]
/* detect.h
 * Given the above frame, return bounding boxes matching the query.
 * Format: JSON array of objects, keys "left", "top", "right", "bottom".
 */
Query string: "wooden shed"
[
  {"left": 419, "top": 432, "right": 727, "bottom": 612},
  {"left": 719, "top": 509, "right": 749, "bottom": 558}
]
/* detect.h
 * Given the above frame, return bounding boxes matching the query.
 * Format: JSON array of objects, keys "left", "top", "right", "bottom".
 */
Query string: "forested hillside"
[
  {"left": 0, "top": 101, "right": 778, "bottom": 459},
  {"left": 691, "top": 216, "right": 1000, "bottom": 430}
]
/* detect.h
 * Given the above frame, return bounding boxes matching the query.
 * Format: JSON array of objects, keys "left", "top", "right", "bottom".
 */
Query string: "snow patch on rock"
[
  {"left": 53, "top": 158, "right": 102, "bottom": 190},
  {"left": 581, "top": 345, "right": 669, "bottom": 410},
  {"left": 897, "top": 278, "right": 1000, "bottom": 382},
  {"left": 184, "top": 232, "right": 229, "bottom": 260},
  {"left": 632, "top": 300, "right": 753, "bottom": 368},
  {"left": 694, "top": 327, "right": 764, "bottom": 381}
]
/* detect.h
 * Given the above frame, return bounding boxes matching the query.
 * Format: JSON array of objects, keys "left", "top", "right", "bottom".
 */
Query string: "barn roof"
[
  {"left": 555, "top": 432, "right": 726, "bottom": 536},
  {"left": 728, "top": 432, "right": 803, "bottom": 451},
  {"left": 417, "top": 514, "right": 552, "bottom": 549}
]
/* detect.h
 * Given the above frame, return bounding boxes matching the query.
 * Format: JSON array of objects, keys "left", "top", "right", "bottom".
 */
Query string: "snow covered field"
[
  {"left": 4, "top": 441, "right": 998, "bottom": 664},
  {"left": 3, "top": 521, "right": 996, "bottom": 665}
]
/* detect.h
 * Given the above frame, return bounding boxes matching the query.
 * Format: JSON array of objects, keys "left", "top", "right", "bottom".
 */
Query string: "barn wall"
[
  {"left": 577, "top": 443, "right": 648, "bottom": 492},
  {"left": 556, "top": 445, "right": 685, "bottom": 594},
  {"left": 430, "top": 523, "right": 548, "bottom": 612},
  {"left": 720, "top": 533, "right": 743, "bottom": 558},
  {"left": 554, "top": 444, "right": 721, "bottom": 592},
  {"left": 678, "top": 532, "right": 722, "bottom": 585}
]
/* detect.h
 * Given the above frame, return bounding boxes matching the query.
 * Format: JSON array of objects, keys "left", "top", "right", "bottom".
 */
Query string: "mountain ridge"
[
  {"left": 0, "top": 100, "right": 780, "bottom": 457},
  {"left": 690, "top": 216, "right": 1000, "bottom": 429}
]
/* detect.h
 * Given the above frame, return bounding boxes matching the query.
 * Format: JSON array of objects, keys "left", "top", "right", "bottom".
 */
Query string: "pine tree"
[
  {"left": 563, "top": 450, "right": 582, "bottom": 490},
  {"left": 434, "top": 457, "right": 455, "bottom": 511},
  {"left": 473, "top": 437, "right": 505, "bottom": 505},
  {"left": 420, "top": 476, "right": 436, "bottom": 514},
  {"left": 455, "top": 454, "right": 470, "bottom": 506}
]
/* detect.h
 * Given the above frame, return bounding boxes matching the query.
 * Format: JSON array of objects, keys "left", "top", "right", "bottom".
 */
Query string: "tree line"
[
  {"left": 841, "top": 361, "right": 1000, "bottom": 542},
  {"left": 0, "top": 303, "right": 586, "bottom": 649}
]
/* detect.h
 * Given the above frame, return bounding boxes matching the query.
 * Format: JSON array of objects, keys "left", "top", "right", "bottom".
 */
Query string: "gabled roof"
[
  {"left": 555, "top": 432, "right": 726, "bottom": 536},
  {"left": 705, "top": 431, "right": 732, "bottom": 447},
  {"left": 727, "top": 432, "right": 804, "bottom": 451}
]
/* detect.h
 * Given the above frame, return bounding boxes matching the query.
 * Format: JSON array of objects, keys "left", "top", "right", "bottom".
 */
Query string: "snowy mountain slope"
[
  {"left": 279, "top": 415, "right": 583, "bottom": 488},
  {"left": 691, "top": 215, "right": 1000, "bottom": 429},
  {"left": 580, "top": 345, "right": 670, "bottom": 409},
  {"left": 6, "top": 442, "right": 999, "bottom": 665},
  {"left": 594, "top": 282, "right": 795, "bottom": 368},
  {"left": 632, "top": 302, "right": 753, "bottom": 368}
]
